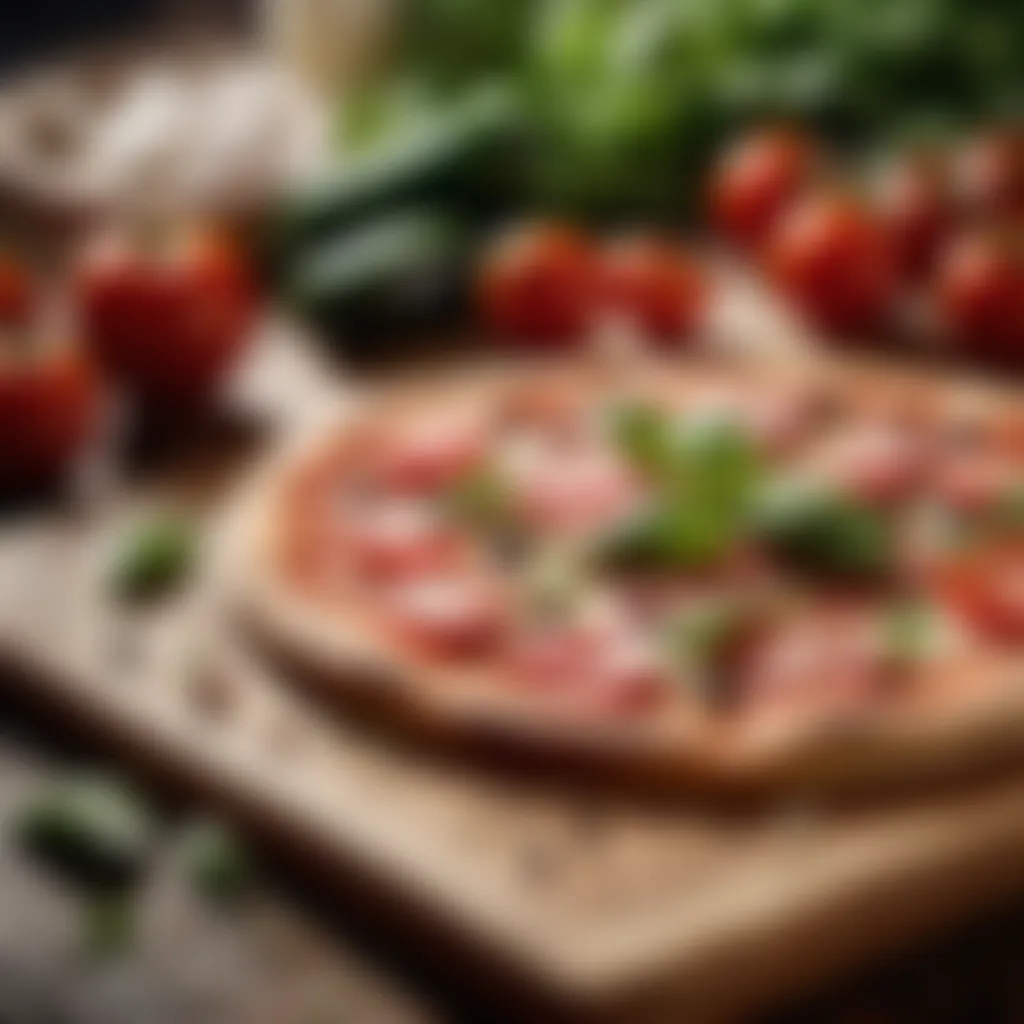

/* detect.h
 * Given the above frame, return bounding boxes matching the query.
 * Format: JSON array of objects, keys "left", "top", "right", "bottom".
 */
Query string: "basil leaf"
[
  {"left": 604, "top": 408, "right": 762, "bottom": 570},
  {"left": 600, "top": 500, "right": 733, "bottom": 569},
  {"left": 671, "top": 414, "right": 761, "bottom": 513},
  {"left": 607, "top": 400, "right": 676, "bottom": 478},
  {"left": 756, "top": 483, "right": 892, "bottom": 578}
]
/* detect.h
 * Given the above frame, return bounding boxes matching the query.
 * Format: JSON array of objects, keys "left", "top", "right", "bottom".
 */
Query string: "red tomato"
[
  {"left": 932, "top": 539, "right": 1024, "bottom": 641},
  {"left": 935, "top": 230, "right": 1024, "bottom": 358},
  {"left": 0, "top": 253, "right": 35, "bottom": 325},
  {"left": 0, "top": 341, "right": 100, "bottom": 488},
  {"left": 876, "top": 152, "right": 951, "bottom": 280},
  {"left": 956, "top": 128, "right": 1024, "bottom": 224},
  {"left": 477, "top": 222, "right": 598, "bottom": 342},
  {"left": 75, "top": 223, "right": 255, "bottom": 405},
  {"left": 767, "top": 192, "right": 898, "bottom": 334},
  {"left": 600, "top": 236, "right": 708, "bottom": 342},
  {"left": 385, "top": 577, "right": 506, "bottom": 657},
  {"left": 708, "top": 127, "right": 818, "bottom": 249}
]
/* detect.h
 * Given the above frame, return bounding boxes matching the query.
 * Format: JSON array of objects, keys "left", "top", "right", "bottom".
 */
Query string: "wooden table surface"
[{"left": 5, "top": 689, "right": 1024, "bottom": 1024}]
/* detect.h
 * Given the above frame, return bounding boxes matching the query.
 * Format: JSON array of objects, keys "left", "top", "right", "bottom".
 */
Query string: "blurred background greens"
[{"left": 343, "top": 0, "right": 1024, "bottom": 219}]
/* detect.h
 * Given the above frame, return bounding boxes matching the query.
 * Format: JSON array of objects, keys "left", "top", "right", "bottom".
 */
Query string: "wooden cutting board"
[{"left": 5, "top": 324, "right": 1024, "bottom": 1023}]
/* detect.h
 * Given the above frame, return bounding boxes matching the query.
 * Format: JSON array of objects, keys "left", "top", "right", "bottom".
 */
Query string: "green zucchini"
[
  {"left": 288, "top": 207, "right": 471, "bottom": 343},
  {"left": 277, "top": 87, "right": 520, "bottom": 257}
]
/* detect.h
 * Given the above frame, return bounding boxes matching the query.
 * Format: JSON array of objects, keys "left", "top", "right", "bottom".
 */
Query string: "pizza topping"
[
  {"left": 507, "top": 622, "right": 668, "bottom": 715},
  {"left": 675, "top": 387, "right": 815, "bottom": 456},
  {"left": 344, "top": 501, "right": 467, "bottom": 580},
  {"left": 663, "top": 591, "right": 774, "bottom": 702},
  {"left": 735, "top": 607, "right": 893, "bottom": 716},
  {"left": 811, "top": 425, "right": 928, "bottom": 506},
  {"left": 879, "top": 598, "right": 937, "bottom": 670},
  {"left": 755, "top": 481, "right": 892, "bottom": 579},
  {"left": 601, "top": 410, "right": 762, "bottom": 569},
  {"left": 443, "top": 463, "right": 512, "bottom": 528},
  {"left": 505, "top": 442, "right": 640, "bottom": 536},
  {"left": 521, "top": 544, "right": 588, "bottom": 621},
  {"left": 373, "top": 414, "right": 487, "bottom": 494},
  {"left": 931, "top": 451, "right": 1023, "bottom": 516},
  {"left": 384, "top": 577, "right": 506, "bottom": 657},
  {"left": 930, "top": 538, "right": 1024, "bottom": 642}
]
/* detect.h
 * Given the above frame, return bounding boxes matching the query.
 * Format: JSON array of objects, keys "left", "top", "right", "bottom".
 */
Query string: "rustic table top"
[{"left": 4, "top": 694, "right": 1024, "bottom": 1024}]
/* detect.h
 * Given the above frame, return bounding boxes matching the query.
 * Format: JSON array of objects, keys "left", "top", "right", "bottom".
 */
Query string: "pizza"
[{"left": 233, "top": 357, "right": 1024, "bottom": 795}]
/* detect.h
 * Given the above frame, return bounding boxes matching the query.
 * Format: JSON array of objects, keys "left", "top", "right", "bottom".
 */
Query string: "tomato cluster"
[
  {"left": 0, "top": 223, "right": 255, "bottom": 491},
  {"left": 709, "top": 125, "right": 1024, "bottom": 357},
  {"left": 477, "top": 223, "right": 709, "bottom": 347}
]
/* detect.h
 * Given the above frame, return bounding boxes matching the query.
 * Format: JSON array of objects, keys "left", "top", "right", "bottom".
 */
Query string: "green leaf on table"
[
  {"left": 109, "top": 515, "right": 197, "bottom": 601},
  {"left": 18, "top": 776, "right": 157, "bottom": 888},
  {"left": 181, "top": 821, "right": 257, "bottom": 907},
  {"left": 81, "top": 894, "right": 136, "bottom": 959}
]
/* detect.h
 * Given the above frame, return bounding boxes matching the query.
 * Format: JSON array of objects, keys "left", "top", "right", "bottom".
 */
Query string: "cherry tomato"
[
  {"left": 600, "top": 236, "right": 708, "bottom": 342},
  {"left": 767, "top": 192, "right": 897, "bottom": 334},
  {"left": 932, "top": 539, "right": 1024, "bottom": 641},
  {"left": 0, "top": 339, "right": 100, "bottom": 488},
  {"left": 955, "top": 128, "right": 1024, "bottom": 224},
  {"left": 708, "top": 127, "right": 818, "bottom": 249},
  {"left": 0, "top": 253, "right": 35, "bottom": 325},
  {"left": 876, "top": 152, "right": 951, "bottom": 280},
  {"left": 477, "top": 222, "right": 598, "bottom": 343},
  {"left": 935, "top": 230, "right": 1024, "bottom": 358},
  {"left": 75, "top": 223, "right": 255, "bottom": 405}
]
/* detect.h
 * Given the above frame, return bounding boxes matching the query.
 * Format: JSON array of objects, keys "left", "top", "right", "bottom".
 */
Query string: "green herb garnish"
[
  {"left": 607, "top": 400, "right": 676, "bottom": 479},
  {"left": 18, "top": 776, "right": 157, "bottom": 888},
  {"left": 523, "top": 545, "right": 585, "bottom": 619},
  {"left": 882, "top": 599, "right": 934, "bottom": 668},
  {"left": 666, "top": 598, "right": 741, "bottom": 674},
  {"left": 444, "top": 465, "right": 510, "bottom": 527},
  {"left": 602, "top": 411, "right": 762, "bottom": 570},
  {"left": 992, "top": 483, "right": 1024, "bottom": 531},
  {"left": 755, "top": 483, "right": 892, "bottom": 578},
  {"left": 109, "top": 515, "right": 196, "bottom": 600}
]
